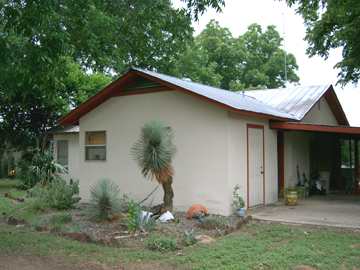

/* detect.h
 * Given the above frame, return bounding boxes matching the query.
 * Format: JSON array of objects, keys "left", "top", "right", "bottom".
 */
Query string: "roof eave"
[{"left": 59, "top": 69, "right": 293, "bottom": 126}]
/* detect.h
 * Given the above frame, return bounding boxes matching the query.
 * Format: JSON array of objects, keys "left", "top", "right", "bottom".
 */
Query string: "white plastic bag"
[{"left": 158, "top": 211, "right": 174, "bottom": 222}]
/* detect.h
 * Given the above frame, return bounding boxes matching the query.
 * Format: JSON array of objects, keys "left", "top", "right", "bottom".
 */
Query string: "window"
[
  {"left": 57, "top": 140, "right": 68, "bottom": 166},
  {"left": 85, "top": 131, "right": 106, "bottom": 161}
]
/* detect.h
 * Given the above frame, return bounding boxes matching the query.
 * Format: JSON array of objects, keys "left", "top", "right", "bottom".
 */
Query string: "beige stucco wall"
[
  {"left": 75, "top": 90, "right": 280, "bottom": 214},
  {"left": 228, "top": 114, "right": 278, "bottom": 207},
  {"left": 53, "top": 133, "right": 80, "bottom": 181},
  {"left": 78, "top": 91, "right": 232, "bottom": 214},
  {"left": 302, "top": 97, "right": 338, "bottom": 125},
  {"left": 284, "top": 97, "right": 338, "bottom": 188},
  {"left": 284, "top": 132, "right": 311, "bottom": 188}
]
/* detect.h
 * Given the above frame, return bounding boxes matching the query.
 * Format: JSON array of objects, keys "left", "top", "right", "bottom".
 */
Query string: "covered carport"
[
  {"left": 273, "top": 122, "right": 360, "bottom": 197},
  {"left": 250, "top": 122, "right": 360, "bottom": 229}
]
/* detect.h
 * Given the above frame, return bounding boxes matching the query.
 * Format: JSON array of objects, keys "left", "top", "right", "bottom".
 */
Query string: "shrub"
[
  {"left": 145, "top": 235, "right": 177, "bottom": 252},
  {"left": 28, "top": 179, "right": 80, "bottom": 211},
  {"left": 183, "top": 229, "right": 197, "bottom": 246},
  {"left": 197, "top": 216, "right": 229, "bottom": 230},
  {"left": 46, "top": 179, "right": 80, "bottom": 210},
  {"left": 49, "top": 212, "right": 72, "bottom": 225},
  {"left": 18, "top": 150, "right": 67, "bottom": 189},
  {"left": 48, "top": 212, "right": 73, "bottom": 232},
  {"left": 87, "top": 179, "right": 122, "bottom": 221},
  {"left": 232, "top": 185, "right": 245, "bottom": 211},
  {"left": 126, "top": 200, "right": 156, "bottom": 232}
]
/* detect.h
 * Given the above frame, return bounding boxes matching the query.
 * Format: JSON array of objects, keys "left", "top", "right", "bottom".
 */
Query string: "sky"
[{"left": 173, "top": 0, "right": 360, "bottom": 126}]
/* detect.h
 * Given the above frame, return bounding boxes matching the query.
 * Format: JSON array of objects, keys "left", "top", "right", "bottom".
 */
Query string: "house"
[{"left": 52, "top": 68, "right": 360, "bottom": 215}]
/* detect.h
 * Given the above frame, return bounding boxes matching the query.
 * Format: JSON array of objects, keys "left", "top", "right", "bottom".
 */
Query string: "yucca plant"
[
  {"left": 131, "top": 121, "right": 176, "bottom": 211},
  {"left": 88, "top": 179, "right": 122, "bottom": 221}
]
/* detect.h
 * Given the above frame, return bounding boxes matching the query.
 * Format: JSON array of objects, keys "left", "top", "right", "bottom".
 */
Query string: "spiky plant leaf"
[
  {"left": 87, "top": 179, "right": 122, "bottom": 221},
  {"left": 131, "top": 121, "right": 176, "bottom": 184}
]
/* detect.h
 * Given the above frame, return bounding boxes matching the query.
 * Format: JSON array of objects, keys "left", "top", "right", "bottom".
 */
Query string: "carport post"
[{"left": 355, "top": 139, "right": 360, "bottom": 194}]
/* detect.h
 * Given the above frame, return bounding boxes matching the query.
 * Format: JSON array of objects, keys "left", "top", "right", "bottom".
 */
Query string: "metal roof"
[
  {"left": 59, "top": 67, "right": 339, "bottom": 126},
  {"left": 132, "top": 68, "right": 295, "bottom": 120},
  {"left": 245, "top": 85, "right": 331, "bottom": 121},
  {"left": 50, "top": 125, "right": 79, "bottom": 134}
]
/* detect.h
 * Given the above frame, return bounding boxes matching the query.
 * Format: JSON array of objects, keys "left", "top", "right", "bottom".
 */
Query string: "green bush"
[
  {"left": 87, "top": 179, "right": 122, "bottom": 221},
  {"left": 126, "top": 200, "right": 156, "bottom": 232},
  {"left": 48, "top": 213, "right": 73, "bottom": 232},
  {"left": 49, "top": 212, "right": 72, "bottom": 225},
  {"left": 46, "top": 179, "right": 80, "bottom": 210},
  {"left": 145, "top": 235, "right": 177, "bottom": 252},
  {"left": 197, "top": 216, "right": 229, "bottom": 230},
  {"left": 29, "top": 179, "right": 80, "bottom": 211},
  {"left": 18, "top": 150, "right": 67, "bottom": 189}
]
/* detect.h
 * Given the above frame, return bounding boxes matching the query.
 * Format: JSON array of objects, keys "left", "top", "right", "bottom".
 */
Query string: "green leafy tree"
[
  {"left": 173, "top": 20, "right": 299, "bottom": 90},
  {"left": 284, "top": 0, "right": 360, "bottom": 85},
  {"left": 131, "top": 121, "right": 176, "bottom": 211},
  {"left": 0, "top": 0, "right": 223, "bottom": 148}
]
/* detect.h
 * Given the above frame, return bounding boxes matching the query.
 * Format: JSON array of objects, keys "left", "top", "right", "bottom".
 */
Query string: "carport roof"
[
  {"left": 246, "top": 85, "right": 348, "bottom": 125},
  {"left": 270, "top": 122, "right": 360, "bottom": 135}
]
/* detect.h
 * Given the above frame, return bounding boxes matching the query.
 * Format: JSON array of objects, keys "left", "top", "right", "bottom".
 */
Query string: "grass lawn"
[
  {"left": 1, "top": 180, "right": 360, "bottom": 270},
  {"left": 1, "top": 222, "right": 359, "bottom": 270},
  {"left": 0, "top": 179, "right": 39, "bottom": 223},
  {"left": 0, "top": 178, "right": 21, "bottom": 193}
]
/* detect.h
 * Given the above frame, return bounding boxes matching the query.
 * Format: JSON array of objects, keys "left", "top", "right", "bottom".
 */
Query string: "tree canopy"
[
  {"left": 285, "top": 0, "right": 360, "bottom": 85},
  {"left": 0, "top": 0, "right": 224, "bottom": 148},
  {"left": 0, "top": 0, "right": 300, "bottom": 149},
  {"left": 172, "top": 20, "right": 299, "bottom": 90}
]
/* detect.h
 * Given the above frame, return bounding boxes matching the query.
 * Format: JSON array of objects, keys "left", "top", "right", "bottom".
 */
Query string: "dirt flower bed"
[
  {"left": 25, "top": 203, "right": 251, "bottom": 250},
  {"left": 0, "top": 187, "right": 250, "bottom": 251}
]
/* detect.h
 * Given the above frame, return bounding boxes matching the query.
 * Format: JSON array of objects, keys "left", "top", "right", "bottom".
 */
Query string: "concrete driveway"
[{"left": 250, "top": 195, "right": 360, "bottom": 229}]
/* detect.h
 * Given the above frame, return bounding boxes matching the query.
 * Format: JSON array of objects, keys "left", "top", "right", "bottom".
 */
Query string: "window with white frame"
[
  {"left": 85, "top": 131, "right": 106, "bottom": 161},
  {"left": 56, "top": 140, "right": 68, "bottom": 166}
]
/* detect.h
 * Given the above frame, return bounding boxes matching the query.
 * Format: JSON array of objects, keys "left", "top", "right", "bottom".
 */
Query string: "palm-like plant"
[{"left": 131, "top": 121, "right": 176, "bottom": 211}]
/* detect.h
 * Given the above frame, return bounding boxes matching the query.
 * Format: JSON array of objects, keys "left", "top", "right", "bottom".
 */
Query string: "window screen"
[
  {"left": 57, "top": 140, "right": 68, "bottom": 166},
  {"left": 85, "top": 131, "right": 106, "bottom": 161}
]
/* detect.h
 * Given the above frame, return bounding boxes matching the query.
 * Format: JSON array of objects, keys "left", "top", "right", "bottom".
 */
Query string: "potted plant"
[{"left": 232, "top": 185, "right": 246, "bottom": 217}]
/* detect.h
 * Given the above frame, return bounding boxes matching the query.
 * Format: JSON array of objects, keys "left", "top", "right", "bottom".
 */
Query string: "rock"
[
  {"left": 195, "top": 234, "right": 215, "bottom": 244},
  {"left": 186, "top": 204, "right": 209, "bottom": 219},
  {"left": 7, "top": 216, "right": 25, "bottom": 226},
  {"left": 61, "top": 232, "right": 92, "bottom": 243}
]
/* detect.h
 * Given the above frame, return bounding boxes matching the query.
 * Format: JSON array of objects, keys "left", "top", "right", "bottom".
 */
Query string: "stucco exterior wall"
[
  {"left": 227, "top": 114, "right": 278, "bottom": 208},
  {"left": 284, "top": 97, "right": 339, "bottom": 188},
  {"left": 78, "top": 91, "right": 232, "bottom": 215},
  {"left": 53, "top": 133, "right": 80, "bottom": 181},
  {"left": 284, "top": 132, "right": 311, "bottom": 188},
  {"left": 302, "top": 97, "right": 338, "bottom": 125}
]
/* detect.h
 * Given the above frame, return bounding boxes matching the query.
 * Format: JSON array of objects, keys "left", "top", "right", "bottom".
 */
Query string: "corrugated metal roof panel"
[
  {"left": 133, "top": 68, "right": 295, "bottom": 120},
  {"left": 245, "top": 85, "right": 331, "bottom": 120}
]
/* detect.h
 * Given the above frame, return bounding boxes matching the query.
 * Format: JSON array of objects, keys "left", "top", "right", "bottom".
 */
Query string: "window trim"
[{"left": 85, "top": 131, "right": 107, "bottom": 161}]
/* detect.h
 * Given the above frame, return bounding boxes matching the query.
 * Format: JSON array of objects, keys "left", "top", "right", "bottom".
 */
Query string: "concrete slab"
[{"left": 250, "top": 195, "right": 360, "bottom": 229}]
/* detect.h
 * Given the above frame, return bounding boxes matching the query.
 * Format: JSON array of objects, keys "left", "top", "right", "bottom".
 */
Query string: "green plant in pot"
[{"left": 232, "top": 185, "right": 246, "bottom": 217}]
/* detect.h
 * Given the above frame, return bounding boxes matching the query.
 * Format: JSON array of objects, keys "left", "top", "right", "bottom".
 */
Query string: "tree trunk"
[{"left": 162, "top": 176, "right": 174, "bottom": 211}]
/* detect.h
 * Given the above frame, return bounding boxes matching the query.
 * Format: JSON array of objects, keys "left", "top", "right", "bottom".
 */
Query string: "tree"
[
  {"left": 172, "top": 20, "right": 299, "bottom": 90},
  {"left": 131, "top": 121, "right": 176, "bottom": 211},
  {"left": 181, "top": 0, "right": 225, "bottom": 20},
  {"left": 284, "top": 0, "right": 360, "bottom": 85},
  {"left": 0, "top": 0, "right": 223, "bottom": 148}
]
